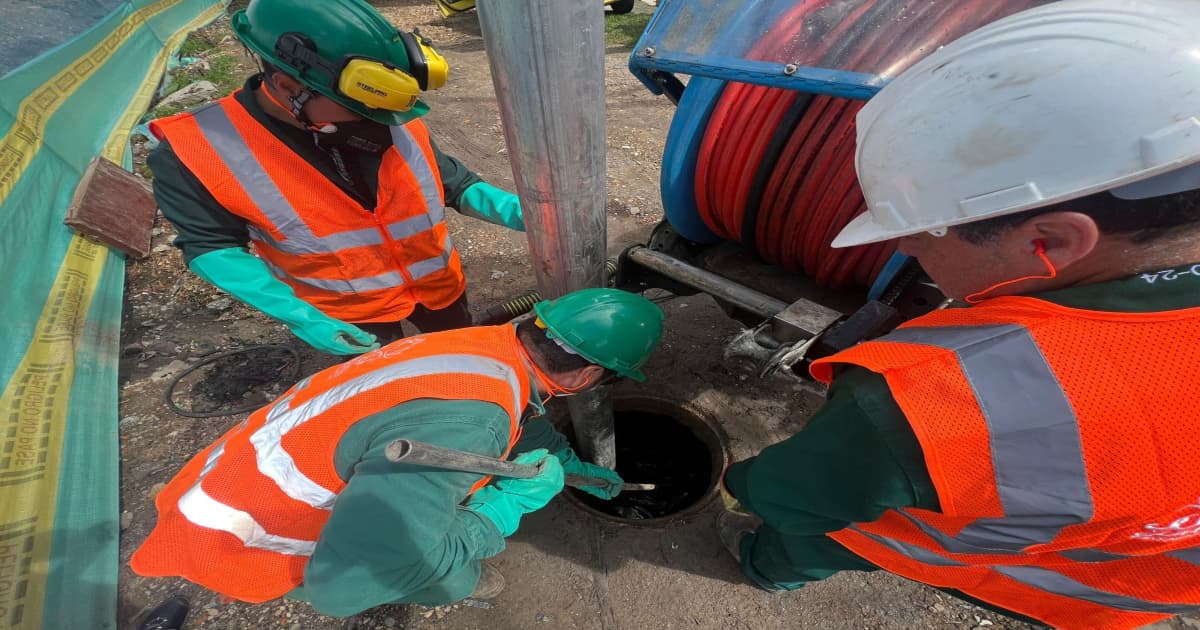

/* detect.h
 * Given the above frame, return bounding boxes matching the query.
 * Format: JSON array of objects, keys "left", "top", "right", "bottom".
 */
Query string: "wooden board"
[{"left": 63, "top": 156, "right": 157, "bottom": 259}]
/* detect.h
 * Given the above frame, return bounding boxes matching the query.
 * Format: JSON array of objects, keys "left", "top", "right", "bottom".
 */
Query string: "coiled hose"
[
  {"left": 475, "top": 258, "right": 621, "bottom": 325},
  {"left": 694, "top": 0, "right": 1048, "bottom": 289}
]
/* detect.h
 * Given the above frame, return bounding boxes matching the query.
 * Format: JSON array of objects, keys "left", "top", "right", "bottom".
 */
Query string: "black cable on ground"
[{"left": 164, "top": 344, "right": 301, "bottom": 418}]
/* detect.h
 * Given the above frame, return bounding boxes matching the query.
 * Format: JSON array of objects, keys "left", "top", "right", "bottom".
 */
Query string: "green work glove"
[
  {"left": 466, "top": 449, "right": 564, "bottom": 537},
  {"left": 458, "top": 181, "right": 525, "bottom": 232},
  {"left": 189, "top": 248, "right": 380, "bottom": 356},
  {"left": 554, "top": 447, "right": 624, "bottom": 500}
]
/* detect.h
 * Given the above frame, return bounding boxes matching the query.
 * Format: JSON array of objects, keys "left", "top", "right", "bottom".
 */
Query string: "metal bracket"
[{"left": 724, "top": 296, "right": 842, "bottom": 380}]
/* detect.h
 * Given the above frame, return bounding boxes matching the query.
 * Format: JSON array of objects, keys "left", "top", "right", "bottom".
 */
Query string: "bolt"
[
  {"left": 644, "top": 46, "right": 656, "bottom": 56},
  {"left": 783, "top": 63, "right": 798, "bottom": 75}
]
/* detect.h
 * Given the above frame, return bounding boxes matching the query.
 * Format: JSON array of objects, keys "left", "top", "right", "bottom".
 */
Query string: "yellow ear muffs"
[
  {"left": 398, "top": 29, "right": 449, "bottom": 92},
  {"left": 337, "top": 58, "right": 422, "bottom": 112}
]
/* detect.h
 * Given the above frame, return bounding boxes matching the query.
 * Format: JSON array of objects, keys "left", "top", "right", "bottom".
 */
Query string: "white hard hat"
[{"left": 834, "top": 0, "right": 1200, "bottom": 248}]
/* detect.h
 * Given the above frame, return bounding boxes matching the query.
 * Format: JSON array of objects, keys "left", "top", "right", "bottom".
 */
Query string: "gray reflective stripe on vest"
[
  {"left": 391, "top": 125, "right": 445, "bottom": 220},
  {"left": 1059, "top": 548, "right": 1133, "bottom": 563},
  {"left": 992, "top": 565, "right": 1200, "bottom": 614},
  {"left": 176, "top": 436, "right": 317, "bottom": 556},
  {"left": 178, "top": 483, "right": 316, "bottom": 556},
  {"left": 850, "top": 525, "right": 966, "bottom": 567},
  {"left": 192, "top": 107, "right": 448, "bottom": 283},
  {"left": 853, "top": 527, "right": 1200, "bottom": 614},
  {"left": 1167, "top": 547, "right": 1200, "bottom": 567},
  {"left": 251, "top": 353, "right": 524, "bottom": 509},
  {"left": 409, "top": 236, "right": 454, "bottom": 281},
  {"left": 387, "top": 205, "right": 446, "bottom": 242},
  {"left": 880, "top": 324, "right": 1092, "bottom": 552},
  {"left": 1060, "top": 546, "right": 1200, "bottom": 565},
  {"left": 261, "top": 253, "right": 406, "bottom": 294}
]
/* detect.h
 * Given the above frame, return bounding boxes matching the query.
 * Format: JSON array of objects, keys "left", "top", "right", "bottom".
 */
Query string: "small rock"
[
  {"left": 119, "top": 415, "right": 141, "bottom": 427},
  {"left": 189, "top": 342, "right": 219, "bottom": 358},
  {"left": 152, "top": 227, "right": 164, "bottom": 237},
  {"left": 629, "top": 206, "right": 641, "bottom": 215},
  {"left": 462, "top": 599, "right": 493, "bottom": 609},
  {"left": 932, "top": 603, "right": 946, "bottom": 613},
  {"left": 383, "top": 617, "right": 397, "bottom": 628},
  {"left": 120, "top": 511, "right": 132, "bottom": 530},
  {"left": 289, "top": 624, "right": 302, "bottom": 630},
  {"left": 156, "top": 80, "right": 219, "bottom": 110},
  {"left": 145, "top": 482, "right": 167, "bottom": 500},
  {"left": 536, "top": 612, "right": 550, "bottom": 623},
  {"left": 150, "top": 360, "right": 191, "bottom": 381},
  {"left": 152, "top": 244, "right": 172, "bottom": 253},
  {"left": 489, "top": 270, "right": 508, "bottom": 280},
  {"left": 189, "top": 59, "right": 212, "bottom": 74},
  {"left": 206, "top": 297, "right": 234, "bottom": 311},
  {"left": 421, "top": 610, "right": 435, "bottom": 619},
  {"left": 122, "top": 343, "right": 145, "bottom": 357}
]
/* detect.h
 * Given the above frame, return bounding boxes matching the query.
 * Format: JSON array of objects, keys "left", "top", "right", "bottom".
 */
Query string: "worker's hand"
[
  {"left": 188, "top": 248, "right": 380, "bottom": 356},
  {"left": 288, "top": 316, "right": 380, "bottom": 356},
  {"left": 719, "top": 464, "right": 751, "bottom": 516},
  {"left": 466, "top": 449, "right": 564, "bottom": 537},
  {"left": 554, "top": 447, "right": 623, "bottom": 500}
]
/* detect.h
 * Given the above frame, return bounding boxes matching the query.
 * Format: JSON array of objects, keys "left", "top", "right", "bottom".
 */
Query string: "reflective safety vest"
[
  {"left": 150, "top": 91, "right": 465, "bottom": 323},
  {"left": 810, "top": 296, "right": 1200, "bottom": 630},
  {"left": 130, "top": 324, "right": 531, "bottom": 602}
]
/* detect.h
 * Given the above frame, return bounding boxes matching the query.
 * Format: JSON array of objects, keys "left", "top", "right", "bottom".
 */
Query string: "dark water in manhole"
[{"left": 570, "top": 410, "right": 714, "bottom": 520}]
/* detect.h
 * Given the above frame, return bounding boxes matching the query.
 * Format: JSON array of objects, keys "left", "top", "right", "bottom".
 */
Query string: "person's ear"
[
  {"left": 268, "top": 71, "right": 302, "bottom": 97},
  {"left": 1021, "top": 211, "right": 1100, "bottom": 270},
  {"left": 554, "top": 364, "right": 605, "bottom": 391}
]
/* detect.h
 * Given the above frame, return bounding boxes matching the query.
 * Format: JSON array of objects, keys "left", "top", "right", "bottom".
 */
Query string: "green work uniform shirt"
[
  {"left": 724, "top": 263, "right": 1200, "bottom": 612},
  {"left": 288, "top": 395, "right": 568, "bottom": 617},
  {"left": 147, "top": 75, "right": 484, "bottom": 265}
]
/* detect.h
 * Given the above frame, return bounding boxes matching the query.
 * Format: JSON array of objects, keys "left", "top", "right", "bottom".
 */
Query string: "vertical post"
[{"left": 476, "top": 0, "right": 616, "bottom": 467}]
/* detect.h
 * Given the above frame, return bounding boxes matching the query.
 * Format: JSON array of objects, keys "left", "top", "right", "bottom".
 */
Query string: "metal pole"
[
  {"left": 476, "top": 0, "right": 616, "bottom": 467},
  {"left": 625, "top": 246, "right": 789, "bottom": 319},
  {"left": 385, "top": 439, "right": 656, "bottom": 491}
]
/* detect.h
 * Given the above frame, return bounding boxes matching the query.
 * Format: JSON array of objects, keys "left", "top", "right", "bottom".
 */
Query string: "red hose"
[{"left": 694, "top": 0, "right": 1049, "bottom": 289}]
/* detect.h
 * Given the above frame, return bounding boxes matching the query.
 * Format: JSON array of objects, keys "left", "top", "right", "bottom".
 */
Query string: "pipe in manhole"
[{"left": 564, "top": 394, "right": 728, "bottom": 525}]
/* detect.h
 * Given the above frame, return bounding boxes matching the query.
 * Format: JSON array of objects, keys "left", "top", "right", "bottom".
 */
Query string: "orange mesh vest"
[
  {"left": 150, "top": 92, "right": 465, "bottom": 323},
  {"left": 810, "top": 296, "right": 1200, "bottom": 629},
  {"left": 130, "top": 325, "right": 531, "bottom": 602}
]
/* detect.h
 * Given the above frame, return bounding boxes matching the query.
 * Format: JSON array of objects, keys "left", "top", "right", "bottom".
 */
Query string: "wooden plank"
[{"left": 63, "top": 156, "right": 156, "bottom": 259}]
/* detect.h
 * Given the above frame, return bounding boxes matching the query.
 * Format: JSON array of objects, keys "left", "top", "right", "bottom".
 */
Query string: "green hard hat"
[
  {"left": 230, "top": 0, "right": 429, "bottom": 125},
  {"left": 532, "top": 288, "right": 664, "bottom": 382}
]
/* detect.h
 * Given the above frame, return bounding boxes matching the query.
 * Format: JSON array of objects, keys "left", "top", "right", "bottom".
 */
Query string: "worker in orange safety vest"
[
  {"left": 131, "top": 288, "right": 664, "bottom": 616},
  {"left": 148, "top": 0, "right": 529, "bottom": 356},
  {"left": 717, "top": 1, "right": 1200, "bottom": 628}
]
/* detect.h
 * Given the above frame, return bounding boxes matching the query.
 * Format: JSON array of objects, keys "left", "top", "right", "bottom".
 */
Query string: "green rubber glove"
[
  {"left": 458, "top": 182, "right": 525, "bottom": 232},
  {"left": 466, "top": 449, "right": 564, "bottom": 537},
  {"left": 189, "top": 248, "right": 380, "bottom": 356},
  {"left": 554, "top": 447, "right": 624, "bottom": 500}
]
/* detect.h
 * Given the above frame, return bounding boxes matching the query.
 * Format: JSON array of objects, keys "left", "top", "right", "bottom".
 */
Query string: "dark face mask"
[{"left": 315, "top": 118, "right": 394, "bottom": 154}]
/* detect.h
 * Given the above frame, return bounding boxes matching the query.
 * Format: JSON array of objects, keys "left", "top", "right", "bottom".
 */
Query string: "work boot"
[
  {"left": 137, "top": 595, "right": 189, "bottom": 630},
  {"left": 470, "top": 562, "right": 505, "bottom": 600},
  {"left": 717, "top": 511, "right": 761, "bottom": 564}
]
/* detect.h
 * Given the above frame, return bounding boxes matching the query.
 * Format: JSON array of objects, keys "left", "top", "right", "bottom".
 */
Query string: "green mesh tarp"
[{"left": 0, "top": 1, "right": 225, "bottom": 627}]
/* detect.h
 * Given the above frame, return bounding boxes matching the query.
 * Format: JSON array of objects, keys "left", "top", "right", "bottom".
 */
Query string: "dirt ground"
[{"left": 114, "top": 2, "right": 1198, "bottom": 630}]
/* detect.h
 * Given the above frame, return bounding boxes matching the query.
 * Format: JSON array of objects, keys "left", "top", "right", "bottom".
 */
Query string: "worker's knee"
[{"left": 396, "top": 560, "right": 482, "bottom": 607}]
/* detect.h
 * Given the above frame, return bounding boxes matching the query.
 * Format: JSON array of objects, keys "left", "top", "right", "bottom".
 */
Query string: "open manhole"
[{"left": 565, "top": 395, "right": 728, "bottom": 525}]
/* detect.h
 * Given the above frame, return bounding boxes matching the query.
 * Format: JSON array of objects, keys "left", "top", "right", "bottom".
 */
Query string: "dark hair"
[
  {"left": 954, "top": 187, "right": 1200, "bottom": 245},
  {"left": 516, "top": 319, "right": 611, "bottom": 376}
]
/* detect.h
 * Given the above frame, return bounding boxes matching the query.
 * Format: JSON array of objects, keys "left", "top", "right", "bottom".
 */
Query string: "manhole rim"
[{"left": 562, "top": 392, "right": 730, "bottom": 527}]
